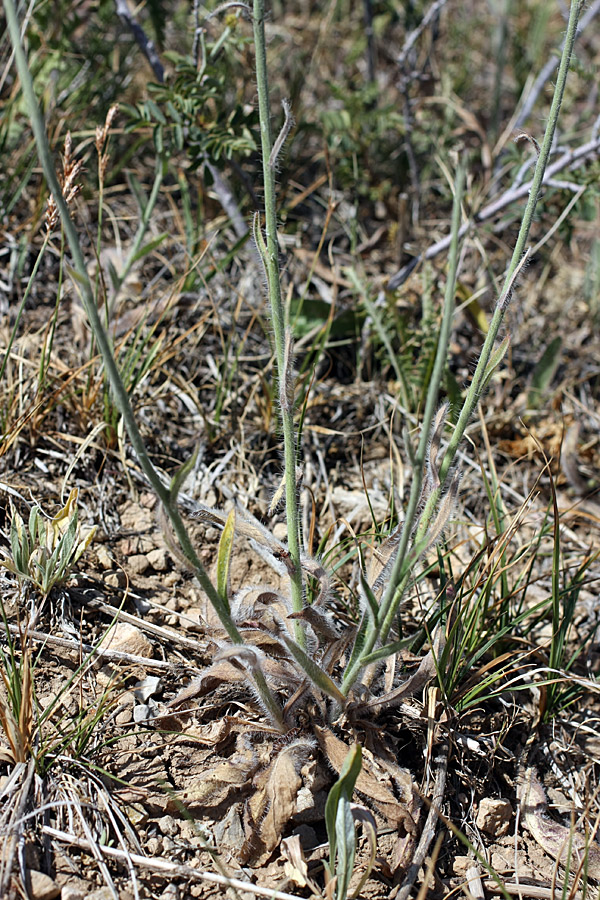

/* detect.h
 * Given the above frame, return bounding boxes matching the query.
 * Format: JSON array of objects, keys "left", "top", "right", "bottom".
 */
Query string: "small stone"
[
  {"left": 125, "top": 804, "right": 148, "bottom": 827},
  {"left": 96, "top": 546, "right": 113, "bottom": 571},
  {"left": 119, "top": 501, "right": 153, "bottom": 533},
  {"left": 146, "top": 837, "right": 162, "bottom": 855},
  {"left": 86, "top": 890, "right": 114, "bottom": 900},
  {"left": 28, "top": 871, "right": 59, "bottom": 900},
  {"left": 491, "top": 850, "right": 513, "bottom": 874},
  {"left": 452, "top": 856, "right": 471, "bottom": 877},
  {"left": 157, "top": 815, "right": 178, "bottom": 837},
  {"left": 108, "top": 622, "right": 154, "bottom": 659},
  {"left": 159, "top": 886, "right": 179, "bottom": 900},
  {"left": 133, "top": 704, "right": 153, "bottom": 722},
  {"left": 163, "top": 572, "right": 179, "bottom": 587},
  {"left": 105, "top": 571, "right": 127, "bottom": 589},
  {"left": 37, "top": 693, "right": 59, "bottom": 710},
  {"left": 129, "top": 554, "right": 150, "bottom": 576},
  {"left": 181, "top": 607, "right": 205, "bottom": 632},
  {"left": 134, "top": 675, "right": 161, "bottom": 701},
  {"left": 115, "top": 706, "right": 132, "bottom": 725},
  {"left": 147, "top": 548, "right": 169, "bottom": 572},
  {"left": 61, "top": 886, "right": 85, "bottom": 900},
  {"left": 476, "top": 797, "right": 513, "bottom": 836},
  {"left": 96, "top": 664, "right": 118, "bottom": 686}
]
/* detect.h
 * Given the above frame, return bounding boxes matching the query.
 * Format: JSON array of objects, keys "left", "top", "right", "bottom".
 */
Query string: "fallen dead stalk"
[{"left": 42, "top": 825, "right": 306, "bottom": 900}]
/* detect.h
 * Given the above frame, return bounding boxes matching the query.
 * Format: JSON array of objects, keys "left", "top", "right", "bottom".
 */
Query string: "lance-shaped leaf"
[
  {"left": 480, "top": 334, "right": 510, "bottom": 394},
  {"left": 169, "top": 444, "right": 199, "bottom": 502},
  {"left": 412, "top": 471, "right": 461, "bottom": 562},
  {"left": 427, "top": 402, "right": 449, "bottom": 491},
  {"left": 359, "top": 633, "right": 416, "bottom": 666},
  {"left": 344, "top": 612, "right": 370, "bottom": 683},
  {"left": 348, "top": 804, "right": 378, "bottom": 899},
  {"left": 216, "top": 508, "right": 235, "bottom": 612},
  {"left": 359, "top": 569, "right": 379, "bottom": 622},
  {"left": 279, "top": 633, "right": 346, "bottom": 706},
  {"left": 324, "top": 744, "right": 362, "bottom": 897}
]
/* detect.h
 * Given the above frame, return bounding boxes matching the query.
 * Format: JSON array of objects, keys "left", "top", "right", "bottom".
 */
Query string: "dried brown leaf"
[
  {"left": 180, "top": 736, "right": 262, "bottom": 811},
  {"left": 314, "top": 726, "right": 417, "bottom": 833},
  {"left": 242, "top": 738, "right": 314, "bottom": 866}
]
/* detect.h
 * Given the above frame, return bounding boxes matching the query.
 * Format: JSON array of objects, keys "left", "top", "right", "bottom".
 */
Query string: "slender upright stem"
[
  {"left": 252, "top": 0, "right": 304, "bottom": 624},
  {"left": 340, "top": 167, "right": 464, "bottom": 696},
  {"left": 438, "top": 0, "right": 584, "bottom": 486},
  {"left": 340, "top": 0, "right": 583, "bottom": 697}
]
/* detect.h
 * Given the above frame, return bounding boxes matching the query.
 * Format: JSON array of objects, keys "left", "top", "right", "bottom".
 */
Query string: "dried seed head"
[
  {"left": 215, "top": 645, "right": 271, "bottom": 680},
  {"left": 96, "top": 104, "right": 119, "bottom": 181},
  {"left": 45, "top": 131, "right": 83, "bottom": 235},
  {"left": 96, "top": 103, "right": 119, "bottom": 155}
]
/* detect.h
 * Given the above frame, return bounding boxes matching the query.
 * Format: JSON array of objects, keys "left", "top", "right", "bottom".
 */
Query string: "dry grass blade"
[
  {"left": 42, "top": 826, "right": 308, "bottom": 900},
  {"left": 0, "top": 758, "right": 35, "bottom": 895}
]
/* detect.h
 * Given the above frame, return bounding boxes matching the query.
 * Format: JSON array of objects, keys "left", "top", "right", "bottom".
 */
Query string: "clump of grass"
[{"left": 0, "top": 489, "right": 96, "bottom": 604}]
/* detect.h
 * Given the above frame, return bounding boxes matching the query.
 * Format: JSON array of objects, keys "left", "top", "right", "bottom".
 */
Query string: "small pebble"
[
  {"left": 157, "top": 815, "right": 178, "bottom": 837},
  {"left": 476, "top": 797, "right": 512, "bottom": 836},
  {"left": 107, "top": 622, "right": 154, "bottom": 659},
  {"left": 28, "top": 870, "right": 59, "bottom": 900},
  {"left": 146, "top": 837, "right": 162, "bottom": 855},
  {"left": 128, "top": 554, "right": 150, "bottom": 575},
  {"left": 105, "top": 571, "right": 127, "bottom": 589},
  {"left": 148, "top": 548, "right": 169, "bottom": 572}
]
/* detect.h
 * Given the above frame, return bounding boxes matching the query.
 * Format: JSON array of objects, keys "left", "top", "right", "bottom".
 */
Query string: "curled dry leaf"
[
  {"left": 241, "top": 737, "right": 315, "bottom": 866},
  {"left": 281, "top": 834, "right": 321, "bottom": 894},
  {"left": 518, "top": 767, "right": 600, "bottom": 878},
  {"left": 179, "top": 733, "right": 264, "bottom": 811},
  {"left": 314, "top": 725, "right": 418, "bottom": 836},
  {"left": 167, "top": 655, "right": 299, "bottom": 710}
]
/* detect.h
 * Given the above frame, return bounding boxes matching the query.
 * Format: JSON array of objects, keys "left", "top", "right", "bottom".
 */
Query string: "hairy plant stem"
[
  {"left": 341, "top": 0, "right": 583, "bottom": 697},
  {"left": 4, "top": 0, "right": 240, "bottom": 646},
  {"left": 340, "top": 167, "right": 464, "bottom": 697},
  {"left": 438, "top": 0, "right": 583, "bottom": 488},
  {"left": 252, "top": 0, "right": 304, "bottom": 630}
]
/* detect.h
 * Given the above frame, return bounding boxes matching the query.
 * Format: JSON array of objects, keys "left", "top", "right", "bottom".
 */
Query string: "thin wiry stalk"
[
  {"left": 0, "top": 234, "right": 50, "bottom": 384},
  {"left": 340, "top": 166, "right": 464, "bottom": 696},
  {"left": 3, "top": 0, "right": 238, "bottom": 646},
  {"left": 341, "top": 0, "right": 583, "bottom": 697},
  {"left": 252, "top": 0, "right": 304, "bottom": 633},
  {"left": 438, "top": 0, "right": 584, "bottom": 486}
]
